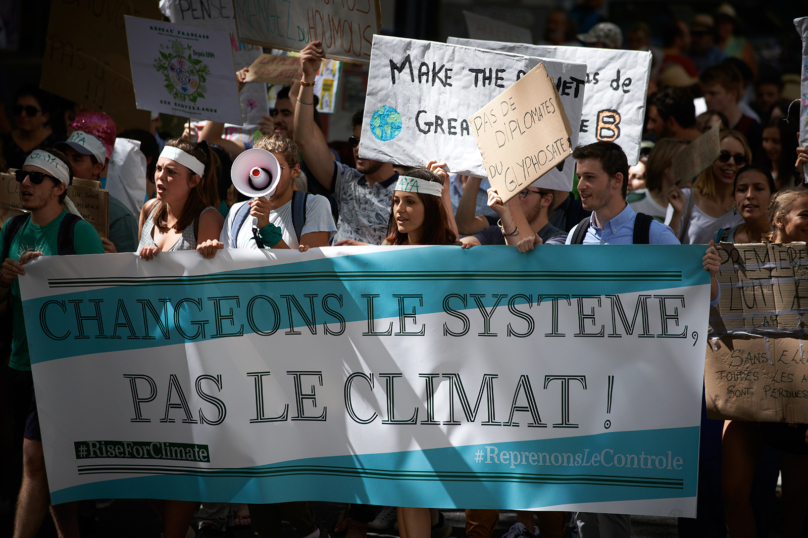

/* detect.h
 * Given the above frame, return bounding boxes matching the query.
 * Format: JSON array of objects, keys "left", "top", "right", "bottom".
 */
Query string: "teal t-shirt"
[{"left": 2, "top": 211, "right": 104, "bottom": 371}]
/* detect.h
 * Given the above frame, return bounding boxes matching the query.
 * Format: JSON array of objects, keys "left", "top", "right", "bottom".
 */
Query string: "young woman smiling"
[
  {"left": 666, "top": 130, "right": 751, "bottom": 244},
  {"left": 715, "top": 166, "right": 775, "bottom": 244}
]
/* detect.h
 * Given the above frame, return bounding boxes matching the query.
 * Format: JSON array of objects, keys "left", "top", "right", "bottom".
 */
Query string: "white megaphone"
[
  {"left": 231, "top": 149, "right": 283, "bottom": 235},
  {"left": 231, "top": 148, "right": 282, "bottom": 199}
]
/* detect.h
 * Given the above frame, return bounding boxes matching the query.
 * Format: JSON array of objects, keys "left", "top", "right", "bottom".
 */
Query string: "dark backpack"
[
  {"left": 1, "top": 213, "right": 82, "bottom": 260},
  {"left": 228, "top": 190, "right": 308, "bottom": 248},
  {"left": 569, "top": 212, "right": 654, "bottom": 245}
]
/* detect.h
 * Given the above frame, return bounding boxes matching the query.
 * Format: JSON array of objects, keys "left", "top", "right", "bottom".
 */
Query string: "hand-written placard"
[
  {"left": 233, "top": 0, "right": 382, "bottom": 65},
  {"left": 0, "top": 174, "right": 109, "bottom": 239},
  {"left": 795, "top": 17, "right": 808, "bottom": 179},
  {"left": 40, "top": 0, "right": 161, "bottom": 130},
  {"left": 470, "top": 63, "right": 572, "bottom": 201},
  {"left": 672, "top": 122, "right": 720, "bottom": 185},
  {"left": 448, "top": 38, "right": 652, "bottom": 165},
  {"left": 124, "top": 16, "right": 242, "bottom": 125},
  {"left": 360, "top": 36, "right": 585, "bottom": 190},
  {"left": 161, "top": 0, "right": 269, "bottom": 126},
  {"left": 245, "top": 54, "right": 302, "bottom": 85},
  {"left": 463, "top": 11, "right": 532, "bottom": 44},
  {"left": 706, "top": 242, "right": 808, "bottom": 422}
]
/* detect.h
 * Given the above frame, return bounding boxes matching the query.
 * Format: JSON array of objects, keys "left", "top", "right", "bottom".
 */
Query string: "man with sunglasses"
[
  {"left": 294, "top": 41, "right": 398, "bottom": 245},
  {"left": 2, "top": 148, "right": 103, "bottom": 538},
  {"left": 459, "top": 184, "right": 566, "bottom": 247},
  {"left": 2, "top": 85, "right": 61, "bottom": 170}
]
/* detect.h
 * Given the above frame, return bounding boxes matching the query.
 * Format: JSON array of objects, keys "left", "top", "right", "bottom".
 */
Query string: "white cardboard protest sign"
[
  {"left": 124, "top": 16, "right": 242, "bottom": 125},
  {"left": 796, "top": 17, "right": 808, "bottom": 179},
  {"left": 160, "top": 0, "right": 268, "bottom": 127},
  {"left": 449, "top": 38, "right": 653, "bottom": 165},
  {"left": 233, "top": 0, "right": 382, "bottom": 65},
  {"left": 672, "top": 122, "right": 720, "bottom": 185},
  {"left": 360, "top": 36, "right": 585, "bottom": 191},
  {"left": 470, "top": 63, "right": 573, "bottom": 200},
  {"left": 464, "top": 11, "right": 532, "bottom": 44}
]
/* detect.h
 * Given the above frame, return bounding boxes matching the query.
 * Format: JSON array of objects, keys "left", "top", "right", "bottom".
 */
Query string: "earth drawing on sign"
[
  {"left": 370, "top": 106, "right": 402, "bottom": 141},
  {"left": 154, "top": 39, "right": 211, "bottom": 103}
]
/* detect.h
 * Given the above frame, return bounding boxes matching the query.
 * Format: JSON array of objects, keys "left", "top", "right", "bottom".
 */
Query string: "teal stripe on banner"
[
  {"left": 25, "top": 246, "right": 709, "bottom": 364},
  {"left": 51, "top": 426, "right": 699, "bottom": 508}
]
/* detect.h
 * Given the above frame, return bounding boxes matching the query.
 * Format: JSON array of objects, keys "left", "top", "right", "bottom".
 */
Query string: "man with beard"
[{"left": 294, "top": 41, "right": 398, "bottom": 245}]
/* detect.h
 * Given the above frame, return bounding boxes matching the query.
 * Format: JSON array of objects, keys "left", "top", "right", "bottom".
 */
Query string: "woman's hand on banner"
[
  {"left": 138, "top": 246, "right": 159, "bottom": 261},
  {"left": 197, "top": 240, "right": 224, "bottom": 259}
]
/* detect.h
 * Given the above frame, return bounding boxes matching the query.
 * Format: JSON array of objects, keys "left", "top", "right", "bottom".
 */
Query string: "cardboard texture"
[
  {"left": 707, "top": 242, "right": 808, "bottom": 421},
  {"left": 469, "top": 63, "right": 573, "bottom": 202},
  {"left": 40, "top": 0, "right": 161, "bottom": 131},
  {"left": 0, "top": 173, "right": 109, "bottom": 239},
  {"left": 672, "top": 122, "right": 720, "bottom": 185},
  {"left": 233, "top": 0, "right": 382, "bottom": 65},
  {"left": 244, "top": 54, "right": 302, "bottom": 85},
  {"left": 463, "top": 11, "right": 532, "bottom": 44}
]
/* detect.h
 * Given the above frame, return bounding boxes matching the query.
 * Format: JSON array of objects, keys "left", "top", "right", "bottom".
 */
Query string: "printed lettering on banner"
[
  {"left": 161, "top": 0, "right": 269, "bottom": 126},
  {"left": 21, "top": 245, "right": 709, "bottom": 517},
  {"left": 360, "top": 36, "right": 585, "bottom": 191},
  {"left": 672, "top": 122, "right": 720, "bottom": 185},
  {"left": 448, "top": 38, "right": 652, "bottom": 165},
  {"left": 707, "top": 242, "right": 808, "bottom": 422},
  {"left": 124, "top": 16, "right": 242, "bottom": 125},
  {"left": 40, "top": 0, "right": 162, "bottom": 130},
  {"left": 464, "top": 11, "right": 532, "bottom": 44},
  {"left": 469, "top": 63, "right": 573, "bottom": 201},
  {"left": 233, "top": 0, "right": 383, "bottom": 65}
]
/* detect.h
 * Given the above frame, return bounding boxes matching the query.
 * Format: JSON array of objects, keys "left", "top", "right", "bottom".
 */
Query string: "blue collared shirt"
[{"left": 565, "top": 204, "right": 719, "bottom": 306}]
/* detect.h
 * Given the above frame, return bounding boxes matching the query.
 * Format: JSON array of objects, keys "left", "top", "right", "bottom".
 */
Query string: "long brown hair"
[
  {"left": 385, "top": 168, "right": 456, "bottom": 245},
  {"left": 765, "top": 188, "right": 808, "bottom": 242},
  {"left": 154, "top": 139, "right": 219, "bottom": 232}
]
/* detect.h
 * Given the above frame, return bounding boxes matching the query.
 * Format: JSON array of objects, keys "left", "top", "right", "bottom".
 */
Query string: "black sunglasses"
[
  {"left": 348, "top": 135, "right": 360, "bottom": 148},
  {"left": 717, "top": 150, "right": 747, "bottom": 165},
  {"left": 13, "top": 105, "right": 41, "bottom": 117},
  {"left": 15, "top": 170, "right": 55, "bottom": 185}
]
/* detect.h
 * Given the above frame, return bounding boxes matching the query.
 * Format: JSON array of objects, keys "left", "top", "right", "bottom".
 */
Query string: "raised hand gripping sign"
[
  {"left": 359, "top": 36, "right": 585, "bottom": 191},
  {"left": 448, "top": 38, "right": 653, "bottom": 165},
  {"left": 21, "top": 245, "right": 709, "bottom": 516}
]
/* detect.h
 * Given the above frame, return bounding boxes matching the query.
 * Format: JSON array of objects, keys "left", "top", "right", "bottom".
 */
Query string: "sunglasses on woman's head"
[
  {"left": 717, "top": 151, "right": 747, "bottom": 165},
  {"left": 13, "top": 105, "right": 41, "bottom": 117},
  {"left": 15, "top": 170, "right": 56, "bottom": 185},
  {"left": 348, "top": 135, "right": 360, "bottom": 148}
]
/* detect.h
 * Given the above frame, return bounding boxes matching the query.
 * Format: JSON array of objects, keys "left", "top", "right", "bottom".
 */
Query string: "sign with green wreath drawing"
[{"left": 125, "top": 16, "right": 242, "bottom": 124}]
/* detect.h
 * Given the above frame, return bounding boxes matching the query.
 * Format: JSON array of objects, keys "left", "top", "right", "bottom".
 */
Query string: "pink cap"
[{"left": 70, "top": 112, "right": 116, "bottom": 159}]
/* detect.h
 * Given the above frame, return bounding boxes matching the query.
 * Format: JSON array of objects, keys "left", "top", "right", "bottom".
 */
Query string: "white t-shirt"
[
  {"left": 664, "top": 188, "right": 742, "bottom": 245},
  {"left": 220, "top": 193, "right": 336, "bottom": 249},
  {"left": 627, "top": 189, "right": 668, "bottom": 221}
]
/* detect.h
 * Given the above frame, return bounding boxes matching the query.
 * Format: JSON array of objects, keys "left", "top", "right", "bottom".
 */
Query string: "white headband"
[
  {"left": 23, "top": 151, "right": 70, "bottom": 185},
  {"left": 160, "top": 146, "right": 206, "bottom": 176},
  {"left": 394, "top": 176, "right": 443, "bottom": 197}
]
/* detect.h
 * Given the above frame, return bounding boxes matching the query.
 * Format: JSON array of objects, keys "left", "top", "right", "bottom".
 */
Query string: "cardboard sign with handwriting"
[
  {"left": 0, "top": 174, "right": 109, "bottom": 239},
  {"left": 245, "top": 54, "right": 302, "bottom": 85},
  {"left": 464, "top": 11, "right": 532, "bottom": 44},
  {"left": 469, "top": 63, "right": 573, "bottom": 202},
  {"left": 40, "top": 0, "right": 161, "bottom": 130},
  {"left": 706, "top": 242, "right": 808, "bottom": 422},
  {"left": 233, "top": 0, "right": 382, "bottom": 64},
  {"left": 673, "top": 122, "right": 720, "bottom": 185}
]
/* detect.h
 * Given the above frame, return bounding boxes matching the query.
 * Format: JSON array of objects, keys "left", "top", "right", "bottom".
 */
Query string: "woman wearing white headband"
[{"left": 137, "top": 138, "right": 224, "bottom": 262}]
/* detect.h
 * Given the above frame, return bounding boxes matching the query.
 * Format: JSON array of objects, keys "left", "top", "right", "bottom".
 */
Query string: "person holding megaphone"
[{"left": 220, "top": 134, "right": 336, "bottom": 250}]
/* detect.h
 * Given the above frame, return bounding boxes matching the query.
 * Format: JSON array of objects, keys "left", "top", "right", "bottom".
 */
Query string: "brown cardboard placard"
[
  {"left": 244, "top": 54, "right": 302, "bottom": 85},
  {"left": 468, "top": 62, "right": 573, "bottom": 203},
  {"left": 0, "top": 173, "right": 109, "bottom": 239},
  {"left": 672, "top": 121, "right": 720, "bottom": 185},
  {"left": 40, "top": 0, "right": 162, "bottom": 131}
]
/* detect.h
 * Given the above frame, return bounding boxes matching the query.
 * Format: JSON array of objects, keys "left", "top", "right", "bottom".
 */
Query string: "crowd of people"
[{"left": 1, "top": 2, "right": 808, "bottom": 538}]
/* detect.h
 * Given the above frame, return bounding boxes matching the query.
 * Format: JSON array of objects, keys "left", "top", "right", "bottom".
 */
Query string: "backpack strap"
[
  {"left": 291, "top": 190, "right": 308, "bottom": 244},
  {"left": 1, "top": 214, "right": 31, "bottom": 261},
  {"left": 57, "top": 213, "right": 82, "bottom": 256},
  {"left": 570, "top": 216, "right": 591, "bottom": 245},
  {"left": 229, "top": 202, "right": 253, "bottom": 248},
  {"left": 632, "top": 213, "right": 653, "bottom": 245}
]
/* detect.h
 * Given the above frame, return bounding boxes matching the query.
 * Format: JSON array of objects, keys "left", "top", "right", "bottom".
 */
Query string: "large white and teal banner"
[{"left": 21, "top": 246, "right": 709, "bottom": 516}]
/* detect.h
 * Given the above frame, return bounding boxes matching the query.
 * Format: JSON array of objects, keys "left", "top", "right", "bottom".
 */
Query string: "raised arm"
[
  {"left": 293, "top": 41, "right": 336, "bottom": 190},
  {"left": 455, "top": 175, "right": 490, "bottom": 235}
]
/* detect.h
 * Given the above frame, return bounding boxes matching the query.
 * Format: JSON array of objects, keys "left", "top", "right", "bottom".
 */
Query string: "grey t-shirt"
[
  {"left": 332, "top": 162, "right": 398, "bottom": 244},
  {"left": 473, "top": 222, "right": 567, "bottom": 246}
]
